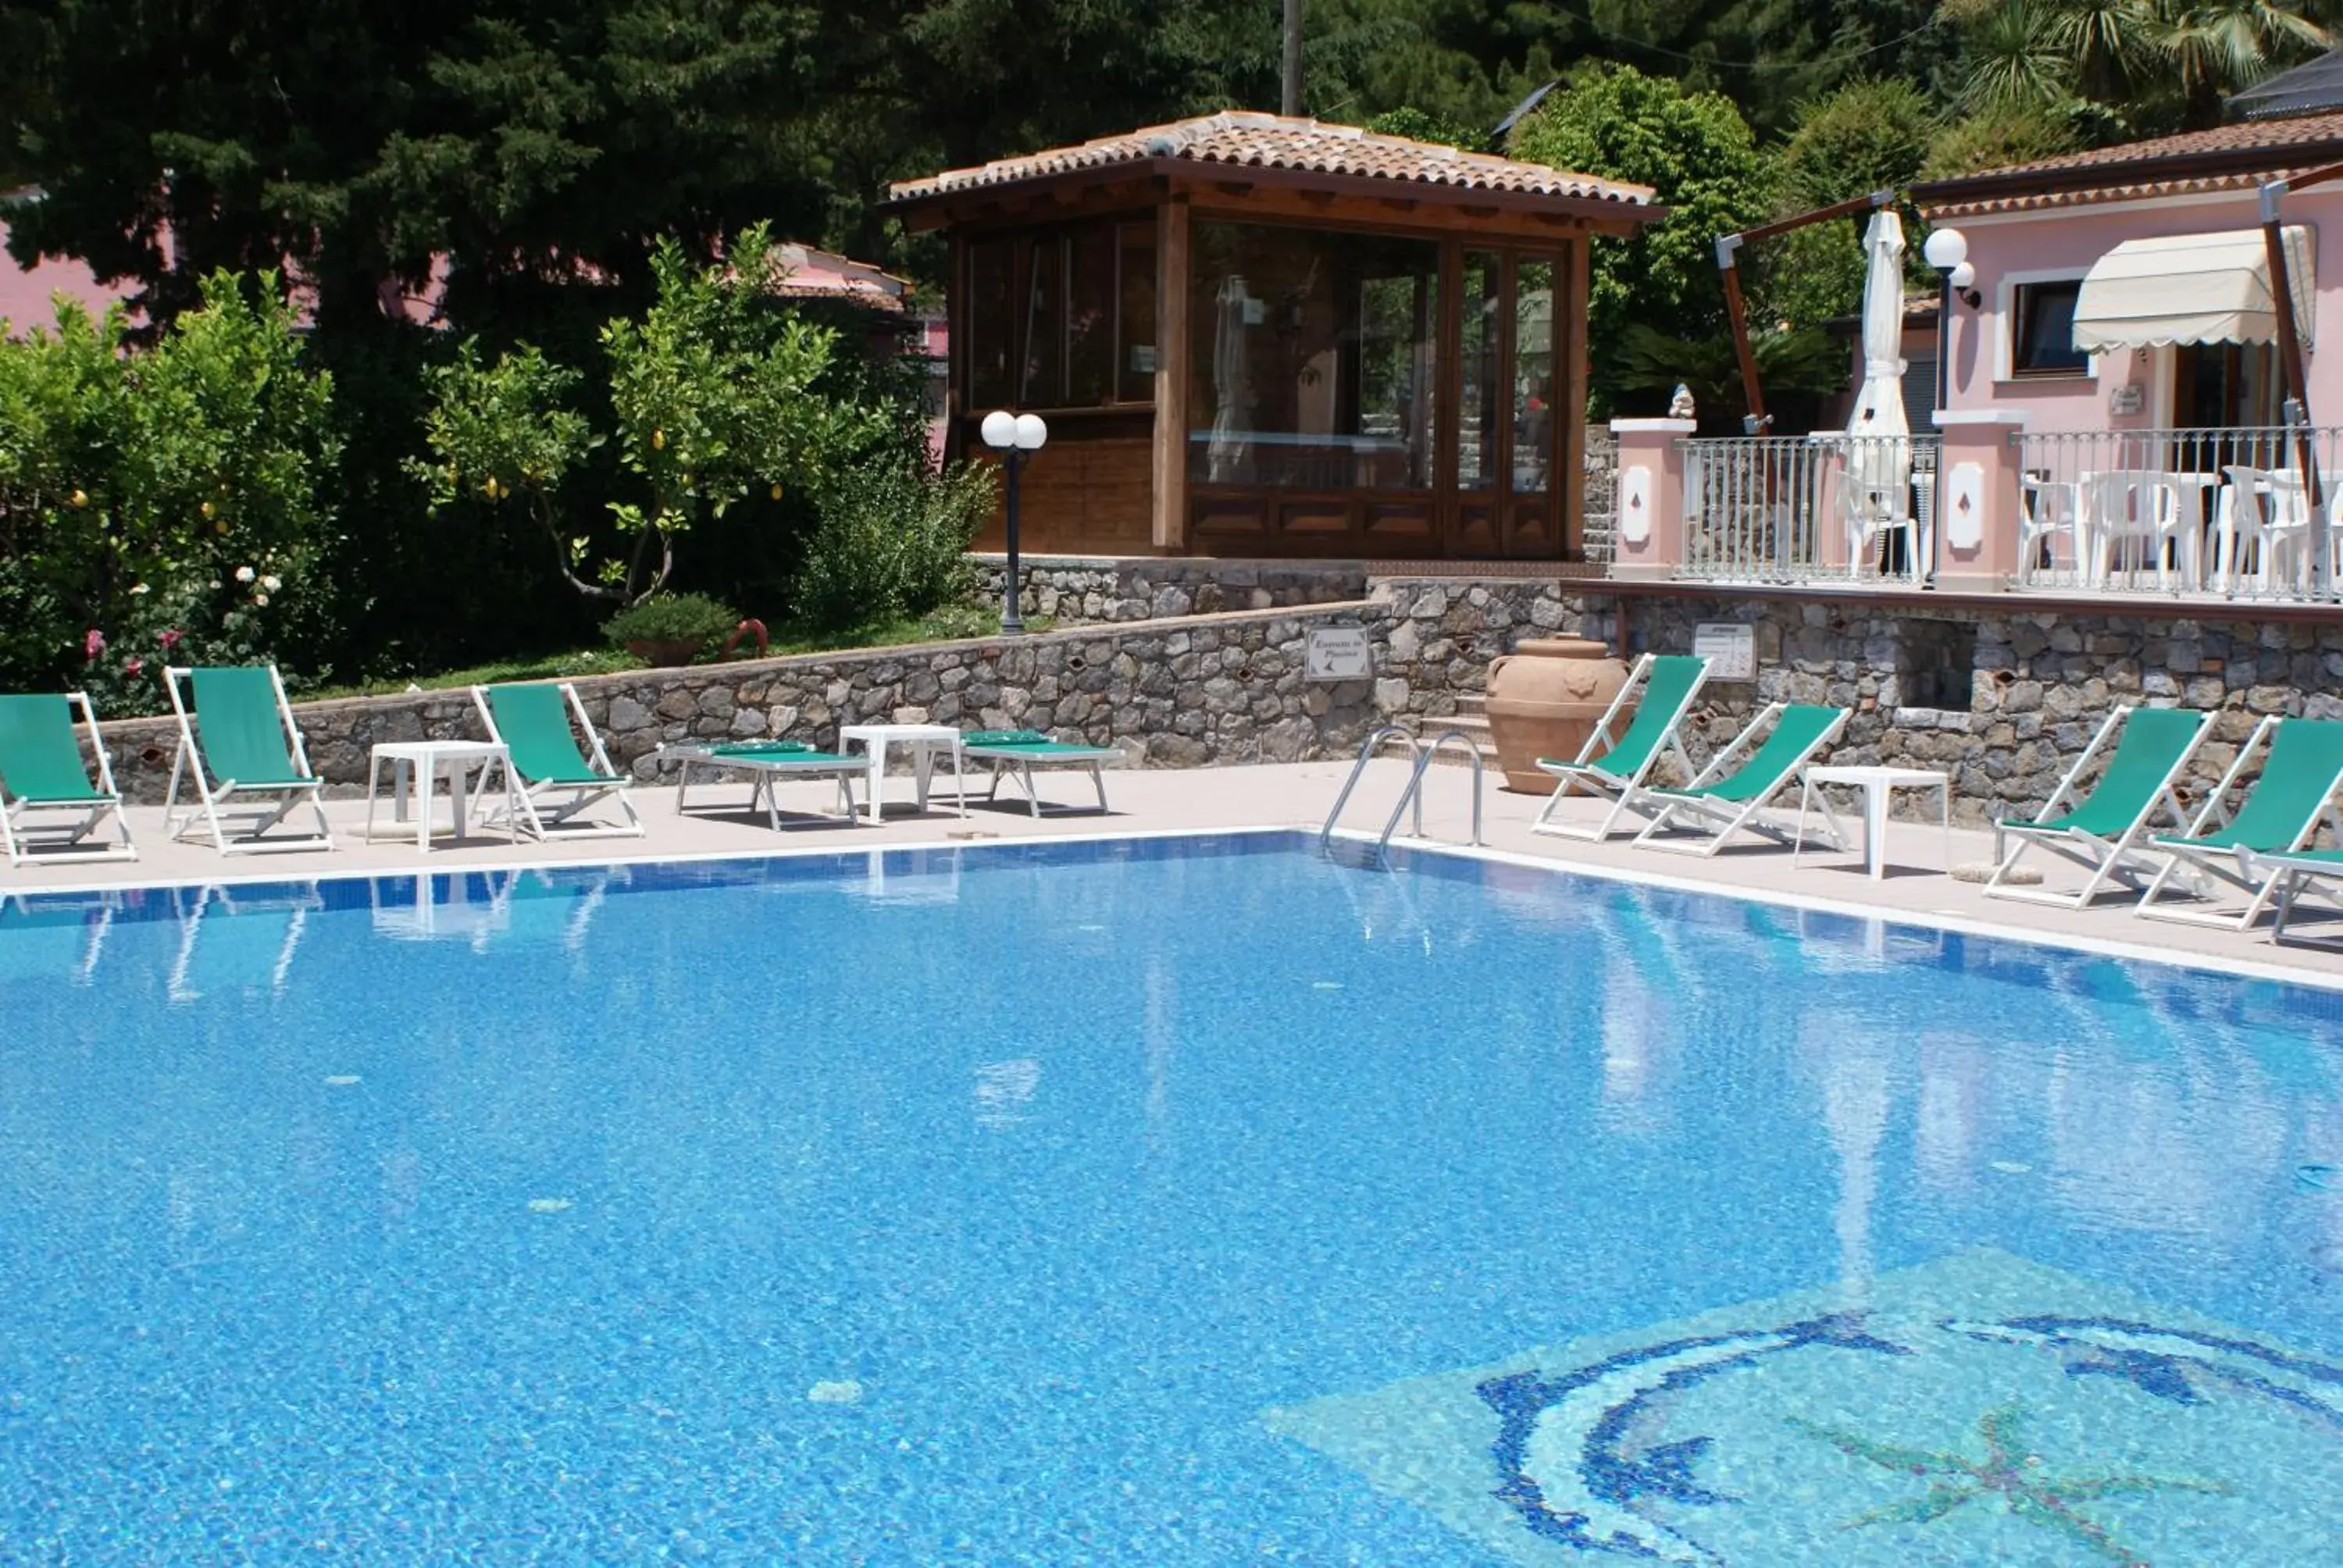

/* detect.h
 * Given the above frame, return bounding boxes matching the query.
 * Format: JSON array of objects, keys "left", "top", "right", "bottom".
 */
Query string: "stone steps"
[{"left": 1404, "top": 693, "right": 1492, "bottom": 765}]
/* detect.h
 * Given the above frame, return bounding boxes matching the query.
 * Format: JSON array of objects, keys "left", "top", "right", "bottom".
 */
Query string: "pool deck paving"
[{"left": 7, "top": 758, "right": 2341, "bottom": 989}]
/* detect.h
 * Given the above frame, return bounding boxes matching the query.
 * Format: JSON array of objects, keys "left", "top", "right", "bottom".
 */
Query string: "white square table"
[
  {"left": 835, "top": 724, "right": 968, "bottom": 825},
  {"left": 366, "top": 740, "right": 519, "bottom": 853},
  {"left": 1792, "top": 764, "right": 1951, "bottom": 881}
]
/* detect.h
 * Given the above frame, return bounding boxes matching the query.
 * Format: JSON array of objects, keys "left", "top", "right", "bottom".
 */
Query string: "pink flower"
[
  {"left": 123, "top": 656, "right": 143, "bottom": 677},
  {"left": 159, "top": 628, "right": 184, "bottom": 650},
  {"left": 84, "top": 628, "right": 105, "bottom": 661}
]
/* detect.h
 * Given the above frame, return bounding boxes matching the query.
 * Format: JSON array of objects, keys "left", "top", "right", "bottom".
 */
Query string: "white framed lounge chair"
[
  {"left": 472, "top": 682, "right": 644, "bottom": 840},
  {"left": 1531, "top": 654, "right": 1710, "bottom": 841},
  {"left": 2252, "top": 847, "right": 2343, "bottom": 950},
  {"left": 2136, "top": 716, "right": 2343, "bottom": 930},
  {"left": 0, "top": 690, "right": 137, "bottom": 864},
  {"left": 959, "top": 729, "right": 1120, "bottom": 817},
  {"left": 1632, "top": 703, "right": 1849, "bottom": 857},
  {"left": 163, "top": 665, "right": 334, "bottom": 854},
  {"left": 1985, "top": 704, "right": 2213, "bottom": 908}
]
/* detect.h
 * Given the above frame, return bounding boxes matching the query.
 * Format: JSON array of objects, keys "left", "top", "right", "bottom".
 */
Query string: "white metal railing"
[
  {"left": 1677, "top": 434, "right": 1940, "bottom": 585},
  {"left": 2014, "top": 425, "right": 2341, "bottom": 601}
]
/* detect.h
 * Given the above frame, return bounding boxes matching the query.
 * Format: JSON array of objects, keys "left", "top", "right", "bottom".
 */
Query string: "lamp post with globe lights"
[
  {"left": 979, "top": 410, "right": 1048, "bottom": 634},
  {"left": 1920, "top": 226, "right": 1968, "bottom": 422}
]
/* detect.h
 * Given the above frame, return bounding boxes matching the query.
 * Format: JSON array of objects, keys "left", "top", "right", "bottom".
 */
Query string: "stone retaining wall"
[
  {"left": 967, "top": 554, "right": 1368, "bottom": 626},
  {"left": 90, "top": 569, "right": 2343, "bottom": 831}
]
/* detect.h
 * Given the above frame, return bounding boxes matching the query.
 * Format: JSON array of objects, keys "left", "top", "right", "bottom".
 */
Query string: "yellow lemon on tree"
[
  {"left": 200, "top": 501, "right": 215, "bottom": 519},
  {"left": 651, "top": 429, "right": 666, "bottom": 451},
  {"left": 770, "top": 483, "right": 783, "bottom": 501},
  {"left": 70, "top": 488, "right": 88, "bottom": 508}
]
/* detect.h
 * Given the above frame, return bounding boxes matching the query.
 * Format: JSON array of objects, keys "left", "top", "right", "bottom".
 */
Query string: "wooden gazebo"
[{"left": 887, "top": 112, "right": 1660, "bottom": 561}]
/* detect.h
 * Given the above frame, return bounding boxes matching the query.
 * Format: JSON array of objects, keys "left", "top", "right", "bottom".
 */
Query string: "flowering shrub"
[{"left": 0, "top": 272, "right": 338, "bottom": 711}]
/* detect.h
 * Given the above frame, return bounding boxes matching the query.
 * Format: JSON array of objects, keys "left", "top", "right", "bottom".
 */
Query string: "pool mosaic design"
[{"left": 2, "top": 832, "right": 2341, "bottom": 1564}]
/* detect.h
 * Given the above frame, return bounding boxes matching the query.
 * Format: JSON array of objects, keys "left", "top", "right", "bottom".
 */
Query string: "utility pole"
[{"left": 1282, "top": 0, "right": 1303, "bottom": 116}]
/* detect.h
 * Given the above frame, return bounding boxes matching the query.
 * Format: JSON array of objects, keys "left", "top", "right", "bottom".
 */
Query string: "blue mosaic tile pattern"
[{"left": 1, "top": 833, "right": 2339, "bottom": 1563}]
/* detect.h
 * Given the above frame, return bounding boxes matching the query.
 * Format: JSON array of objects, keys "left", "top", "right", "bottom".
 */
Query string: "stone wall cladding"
[
  {"left": 968, "top": 554, "right": 1369, "bottom": 625},
  {"left": 90, "top": 576, "right": 2343, "bottom": 832}
]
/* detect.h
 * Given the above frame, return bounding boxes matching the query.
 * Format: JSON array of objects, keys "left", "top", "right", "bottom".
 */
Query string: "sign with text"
[
  {"left": 1692, "top": 622, "right": 1756, "bottom": 682},
  {"left": 1306, "top": 627, "right": 1375, "bottom": 682}
]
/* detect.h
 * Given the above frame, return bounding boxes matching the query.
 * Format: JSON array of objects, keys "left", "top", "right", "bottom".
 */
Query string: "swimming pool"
[{"left": 2, "top": 832, "right": 2339, "bottom": 1565}]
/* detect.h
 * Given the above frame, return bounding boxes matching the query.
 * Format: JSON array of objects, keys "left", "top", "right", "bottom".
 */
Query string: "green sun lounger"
[
  {"left": 2136, "top": 715, "right": 2343, "bottom": 929},
  {"left": 1631, "top": 703, "right": 1849, "bottom": 857},
  {"left": 0, "top": 690, "right": 137, "bottom": 866},
  {"left": 960, "top": 729, "right": 1120, "bottom": 817},
  {"left": 473, "top": 682, "right": 644, "bottom": 839},
  {"left": 660, "top": 738, "right": 867, "bottom": 829},
  {"left": 164, "top": 665, "right": 334, "bottom": 854},
  {"left": 1531, "top": 653, "right": 1710, "bottom": 840},
  {"left": 1985, "top": 704, "right": 2213, "bottom": 908}
]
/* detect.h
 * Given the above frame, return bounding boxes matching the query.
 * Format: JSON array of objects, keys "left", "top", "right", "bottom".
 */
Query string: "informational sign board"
[
  {"left": 1306, "top": 627, "right": 1375, "bottom": 682},
  {"left": 1691, "top": 622, "right": 1756, "bottom": 682}
]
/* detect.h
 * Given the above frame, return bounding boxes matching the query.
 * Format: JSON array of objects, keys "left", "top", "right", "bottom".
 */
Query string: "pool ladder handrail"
[
  {"left": 1321, "top": 725, "right": 1487, "bottom": 861},
  {"left": 1320, "top": 725, "right": 1418, "bottom": 855}
]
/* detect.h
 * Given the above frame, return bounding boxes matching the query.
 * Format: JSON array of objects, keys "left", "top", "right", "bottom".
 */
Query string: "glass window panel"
[
  {"left": 967, "top": 237, "right": 1014, "bottom": 408},
  {"left": 1461, "top": 253, "right": 1500, "bottom": 492},
  {"left": 1066, "top": 227, "right": 1115, "bottom": 407},
  {"left": 1018, "top": 237, "right": 1064, "bottom": 405},
  {"left": 1513, "top": 258, "right": 1556, "bottom": 494},
  {"left": 2013, "top": 281, "right": 2087, "bottom": 376},
  {"left": 1186, "top": 222, "right": 1439, "bottom": 490},
  {"left": 1118, "top": 223, "right": 1157, "bottom": 403}
]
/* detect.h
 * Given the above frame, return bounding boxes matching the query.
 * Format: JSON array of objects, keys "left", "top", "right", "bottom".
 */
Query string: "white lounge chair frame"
[
  {"left": 470, "top": 682, "right": 644, "bottom": 840},
  {"left": 2136, "top": 715, "right": 2334, "bottom": 929},
  {"left": 965, "top": 744, "right": 1118, "bottom": 818},
  {"left": 162, "top": 665, "right": 334, "bottom": 855},
  {"left": 1531, "top": 653, "right": 1710, "bottom": 842},
  {"left": 1631, "top": 703, "right": 1849, "bottom": 857},
  {"left": 0, "top": 690, "right": 137, "bottom": 865},
  {"left": 2254, "top": 850, "right": 2343, "bottom": 950},
  {"left": 1985, "top": 704, "right": 2212, "bottom": 909}
]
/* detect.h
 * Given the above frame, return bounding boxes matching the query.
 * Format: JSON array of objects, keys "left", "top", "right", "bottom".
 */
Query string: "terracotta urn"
[{"left": 1483, "top": 636, "right": 1632, "bottom": 793}]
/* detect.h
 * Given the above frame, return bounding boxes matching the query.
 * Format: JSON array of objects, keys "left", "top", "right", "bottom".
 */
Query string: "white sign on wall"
[
  {"left": 1691, "top": 622, "right": 1756, "bottom": 682},
  {"left": 1306, "top": 627, "right": 1374, "bottom": 682}
]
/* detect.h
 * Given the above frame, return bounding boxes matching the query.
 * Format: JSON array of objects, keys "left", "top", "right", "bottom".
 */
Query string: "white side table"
[
  {"left": 1793, "top": 764, "right": 1951, "bottom": 881},
  {"left": 835, "top": 724, "right": 968, "bottom": 825},
  {"left": 366, "top": 740, "right": 518, "bottom": 852}
]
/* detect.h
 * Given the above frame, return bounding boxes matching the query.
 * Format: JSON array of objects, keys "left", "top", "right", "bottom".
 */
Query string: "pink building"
[{"left": 0, "top": 201, "right": 128, "bottom": 333}]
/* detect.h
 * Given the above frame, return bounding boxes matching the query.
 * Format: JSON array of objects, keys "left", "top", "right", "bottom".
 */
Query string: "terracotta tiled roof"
[
  {"left": 1913, "top": 111, "right": 2343, "bottom": 217},
  {"left": 886, "top": 111, "right": 1656, "bottom": 210}
]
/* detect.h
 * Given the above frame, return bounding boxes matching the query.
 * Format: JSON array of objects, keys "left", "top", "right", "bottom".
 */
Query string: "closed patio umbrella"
[
  {"left": 1207, "top": 276, "right": 1255, "bottom": 483},
  {"left": 1845, "top": 210, "right": 1915, "bottom": 571}
]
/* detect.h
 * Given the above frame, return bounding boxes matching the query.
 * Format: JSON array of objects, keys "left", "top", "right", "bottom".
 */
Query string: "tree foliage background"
[{"left": 2, "top": 0, "right": 2339, "bottom": 678}]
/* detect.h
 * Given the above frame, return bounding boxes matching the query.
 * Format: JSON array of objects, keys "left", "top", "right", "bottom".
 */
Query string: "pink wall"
[
  {"left": 1938, "top": 186, "right": 2343, "bottom": 433},
  {"left": 0, "top": 216, "right": 128, "bottom": 335}
]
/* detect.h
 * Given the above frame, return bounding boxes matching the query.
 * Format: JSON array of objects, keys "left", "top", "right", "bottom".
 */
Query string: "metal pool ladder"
[{"left": 1320, "top": 725, "right": 1486, "bottom": 863}]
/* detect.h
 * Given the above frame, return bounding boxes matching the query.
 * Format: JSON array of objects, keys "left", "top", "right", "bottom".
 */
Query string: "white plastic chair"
[
  {"left": 2214, "top": 466, "right": 2313, "bottom": 595},
  {"left": 1838, "top": 436, "right": 1917, "bottom": 580},
  {"left": 2090, "top": 470, "right": 2199, "bottom": 592},
  {"left": 2017, "top": 476, "right": 2084, "bottom": 586}
]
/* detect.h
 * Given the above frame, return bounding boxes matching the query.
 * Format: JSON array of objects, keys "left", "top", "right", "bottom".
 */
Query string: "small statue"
[{"left": 1668, "top": 382, "right": 1696, "bottom": 422}]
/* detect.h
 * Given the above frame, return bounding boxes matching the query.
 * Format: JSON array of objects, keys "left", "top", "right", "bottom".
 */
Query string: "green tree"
[
  {"left": 1507, "top": 65, "right": 1774, "bottom": 408},
  {"left": 1758, "top": 78, "right": 1942, "bottom": 330}
]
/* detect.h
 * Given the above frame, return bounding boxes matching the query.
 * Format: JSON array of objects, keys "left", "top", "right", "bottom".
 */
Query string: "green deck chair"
[
  {"left": 960, "top": 729, "right": 1120, "bottom": 818},
  {"left": 0, "top": 691, "right": 137, "bottom": 864},
  {"left": 472, "top": 682, "right": 643, "bottom": 839},
  {"left": 1631, "top": 703, "right": 1849, "bottom": 857},
  {"left": 1985, "top": 704, "right": 2213, "bottom": 908},
  {"left": 669, "top": 739, "right": 867, "bottom": 829},
  {"left": 2137, "top": 715, "right": 2343, "bottom": 929},
  {"left": 163, "top": 665, "right": 333, "bottom": 854},
  {"left": 1531, "top": 653, "right": 1710, "bottom": 840}
]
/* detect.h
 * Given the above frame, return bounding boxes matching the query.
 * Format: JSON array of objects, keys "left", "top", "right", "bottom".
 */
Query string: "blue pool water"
[{"left": 2, "top": 832, "right": 2341, "bottom": 1566}]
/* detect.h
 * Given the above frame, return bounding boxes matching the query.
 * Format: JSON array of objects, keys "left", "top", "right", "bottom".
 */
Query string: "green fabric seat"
[
  {"left": 1535, "top": 654, "right": 1707, "bottom": 782},
  {"left": 0, "top": 690, "right": 137, "bottom": 865},
  {"left": 483, "top": 684, "right": 623, "bottom": 786},
  {"left": 190, "top": 667, "right": 316, "bottom": 786},
  {"left": 964, "top": 729, "right": 1118, "bottom": 757},
  {"left": 1999, "top": 706, "right": 2204, "bottom": 839},
  {"left": 2152, "top": 718, "right": 2343, "bottom": 854},
  {"left": 0, "top": 694, "right": 108, "bottom": 804},
  {"left": 2138, "top": 716, "right": 2343, "bottom": 930},
  {"left": 163, "top": 665, "right": 330, "bottom": 854},
  {"left": 1650, "top": 705, "right": 1842, "bottom": 805},
  {"left": 707, "top": 739, "right": 815, "bottom": 758}
]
